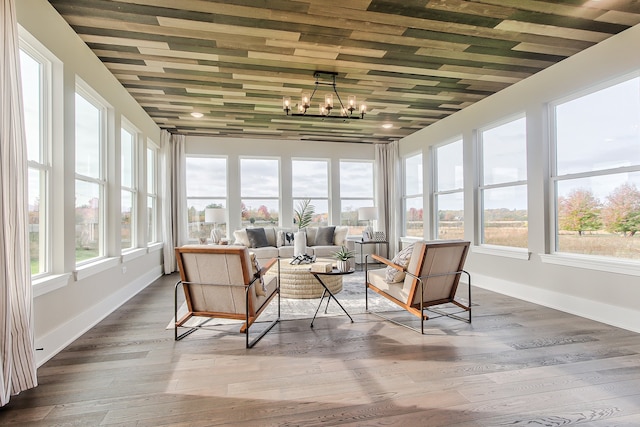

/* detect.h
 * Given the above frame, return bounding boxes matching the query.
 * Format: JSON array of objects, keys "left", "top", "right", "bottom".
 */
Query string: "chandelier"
[{"left": 283, "top": 71, "right": 366, "bottom": 119}]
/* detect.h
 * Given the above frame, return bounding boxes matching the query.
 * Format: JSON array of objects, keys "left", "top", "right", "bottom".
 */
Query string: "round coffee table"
[{"left": 267, "top": 258, "right": 342, "bottom": 299}]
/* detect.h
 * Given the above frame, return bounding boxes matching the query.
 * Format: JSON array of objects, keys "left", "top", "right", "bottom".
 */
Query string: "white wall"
[
  {"left": 186, "top": 136, "right": 375, "bottom": 233},
  {"left": 400, "top": 24, "right": 640, "bottom": 333},
  {"left": 17, "top": 0, "right": 165, "bottom": 365}
]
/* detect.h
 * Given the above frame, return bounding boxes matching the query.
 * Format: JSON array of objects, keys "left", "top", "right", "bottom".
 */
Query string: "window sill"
[
  {"left": 472, "top": 245, "right": 531, "bottom": 260},
  {"left": 121, "top": 248, "right": 147, "bottom": 263},
  {"left": 33, "top": 273, "right": 72, "bottom": 297},
  {"left": 74, "top": 257, "right": 120, "bottom": 281},
  {"left": 400, "top": 236, "right": 422, "bottom": 244},
  {"left": 540, "top": 253, "right": 640, "bottom": 277},
  {"left": 147, "top": 242, "right": 164, "bottom": 253}
]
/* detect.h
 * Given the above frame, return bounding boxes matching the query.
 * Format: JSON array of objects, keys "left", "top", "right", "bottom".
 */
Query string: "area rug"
[{"left": 168, "top": 270, "right": 399, "bottom": 329}]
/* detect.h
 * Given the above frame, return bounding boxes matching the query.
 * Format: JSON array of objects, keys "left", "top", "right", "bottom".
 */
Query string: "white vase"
[{"left": 337, "top": 260, "right": 350, "bottom": 272}]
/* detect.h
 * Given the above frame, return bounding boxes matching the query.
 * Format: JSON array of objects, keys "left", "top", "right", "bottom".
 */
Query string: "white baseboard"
[
  {"left": 35, "top": 266, "right": 163, "bottom": 367},
  {"left": 473, "top": 273, "right": 640, "bottom": 334}
]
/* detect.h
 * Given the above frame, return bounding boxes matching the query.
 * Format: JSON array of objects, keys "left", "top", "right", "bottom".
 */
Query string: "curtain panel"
[
  {"left": 375, "top": 141, "right": 401, "bottom": 257},
  {"left": 1, "top": 0, "right": 38, "bottom": 406}
]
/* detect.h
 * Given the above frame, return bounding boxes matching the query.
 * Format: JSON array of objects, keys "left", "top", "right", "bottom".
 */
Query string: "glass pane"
[
  {"left": 404, "top": 153, "right": 423, "bottom": 195},
  {"left": 147, "top": 147, "right": 155, "bottom": 192},
  {"left": 186, "top": 157, "right": 226, "bottom": 197},
  {"left": 405, "top": 196, "right": 423, "bottom": 238},
  {"left": 75, "top": 180, "right": 101, "bottom": 263},
  {"left": 20, "top": 50, "right": 42, "bottom": 163},
  {"left": 121, "top": 190, "right": 133, "bottom": 250},
  {"left": 482, "top": 185, "right": 528, "bottom": 248},
  {"left": 556, "top": 172, "right": 640, "bottom": 259},
  {"left": 241, "top": 199, "right": 279, "bottom": 228},
  {"left": 75, "top": 93, "right": 102, "bottom": 178},
  {"left": 340, "top": 161, "right": 374, "bottom": 198},
  {"left": 28, "top": 168, "right": 44, "bottom": 275},
  {"left": 121, "top": 128, "right": 133, "bottom": 188},
  {"left": 436, "top": 192, "right": 464, "bottom": 240},
  {"left": 556, "top": 77, "right": 640, "bottom": 175},
  {"left": 293, "top": 198, "right": 329, "bottom": 227},
  {"left": 482, "top": 117, "right": 527, "bottom": 185},
  {"left": 241, "top": 158, "right": 279, "bottom": 197},
  {"left": 147, "top": 195, "right": 156, "bottom": 243},
  {"left": 292, "top": 160, "right": 328, "bottom": 198},
  {"left": 340, "top": 198, "right": 374, "bottom": 235},
  {"left": 437, "top": 140, "right": 463, "bottom": 191}
]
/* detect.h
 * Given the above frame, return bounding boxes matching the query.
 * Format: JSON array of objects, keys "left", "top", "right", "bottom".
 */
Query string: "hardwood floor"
[{"left": 2, "top": 273, "right": 640, "bottom": 426}]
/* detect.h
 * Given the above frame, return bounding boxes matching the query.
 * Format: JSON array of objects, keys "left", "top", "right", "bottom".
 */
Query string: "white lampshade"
[
  {"left": 358, "top": 207, "right": 378, "bottom": 221},
  {"left": 205, "top": 208, "right": 226, "bottom": 224}
]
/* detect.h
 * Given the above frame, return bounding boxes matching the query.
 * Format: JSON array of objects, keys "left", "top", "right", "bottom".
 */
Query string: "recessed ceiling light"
[
  {"left": 190, "top": 112, "right": 204, "bottom": 118},
  {"left": 382, "top": 123, "right": 393, "bottom": 129}
]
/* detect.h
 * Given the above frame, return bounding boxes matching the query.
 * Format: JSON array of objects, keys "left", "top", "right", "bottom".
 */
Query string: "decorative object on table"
[
  {"left": 373, "top": 231, "right": 386, "bottom": 242},
  {"left": 310, "top": 262, "right": 333, "bottom": 273},
  {"left": 290, "top": 253, "right": 316, "bottom": 265},
  {"left": 358, "top": 206, "right": 377, "bottom": 241},
  {"left": 332, "top": 245, "right": 355, "bottom": 272},
  {"left": 293, "top": 199, "right": 314, "bottom": 230},
  {"left": 205, "top": 207, "right": 226, "bottom": 244},
  {"left": 293, "top": 230, "right": 307, "bottom": 257}
]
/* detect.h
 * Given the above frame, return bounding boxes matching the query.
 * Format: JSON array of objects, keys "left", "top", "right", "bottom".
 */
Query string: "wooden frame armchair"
[
  {"left": 365, "top": 240, "right": 471, "bottom": 334},
  {"left": 174, "top": 245, "right": 280, "bottom": 348}
]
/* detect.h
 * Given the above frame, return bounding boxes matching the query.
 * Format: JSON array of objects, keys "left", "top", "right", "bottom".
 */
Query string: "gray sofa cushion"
[
  {"left": 246, "top": 228, "right": 270, "bottom": 248},
  {"left": 315, "top": 226, "right": 335, "bottom": 246}
]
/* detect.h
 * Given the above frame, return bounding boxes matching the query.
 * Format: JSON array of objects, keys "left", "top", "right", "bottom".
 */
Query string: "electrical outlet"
[{"left": 121, "top": 266, "right": 127, "bottom": 274}]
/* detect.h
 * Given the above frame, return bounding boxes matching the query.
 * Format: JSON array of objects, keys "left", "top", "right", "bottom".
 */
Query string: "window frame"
[
  {"left": 186, "top": 155, "right": 229, "bottom": 242},
  {"left": 477, "top": 114, "right": 529, "bottom": 250},
  {"left": 120, "top": 119, "right": 138, "bottom": 253},
  {"left": 339, "top": 159, "right": 375, "bottom": 235},
  {"left": 292, "top": 158, "right": 330, "bottom": 227},
  {"left": 402, "top": 151, "right": 424, "bottom": 238},
  {"left": 75, "top": 82, "right": 109, "bottom": 266},
  {"left": 146, "top": 140, "right": 159, "bottom": 245},
  {"left": 20, "top": 39, "right": 53, "bottom": 278},
  {"left": 432, "top": 138, "right": 464, "bottom": 240},
  {"left": 549, "top": 72, "right": 640, "bottom": 262},
  {"left": 239, "top": 156, "right": 279, "bottom": 228}
]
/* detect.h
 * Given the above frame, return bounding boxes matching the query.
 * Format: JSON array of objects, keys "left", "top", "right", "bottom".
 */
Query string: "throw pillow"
[
  {"left": 385, "top": 244, "right": 414, "bottom": 283},
  {"left": 333, "top": 226, "right": 348, "bottom": 246},
  {"left": 246, "top": 228, "right": 270, "bottom": 248},
  {"left": 277, "top": 230, "right": 295, "bottom": 247},
  {"left": 249, "top": 252, "right": 266, "bottom": 296},
  {"left": 315, "top": 226, "right": 336, "bottom": 246},
  {"left": 305, "top": 227, "right": 317, "bottom": 246},
  {"left": 233, "top": 229, "right": 250, "bottom": 247}
]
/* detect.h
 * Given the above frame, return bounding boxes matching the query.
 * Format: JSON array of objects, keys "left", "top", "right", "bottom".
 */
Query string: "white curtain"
[
  {"left": 375, "top": 141, "right": 401, "bottom": 256},
  {"left": 1, "top": 0, "right": 38, "bottom": 406},
  {"left": 160, "top": 132, "right": 187, "bottom": 273}
]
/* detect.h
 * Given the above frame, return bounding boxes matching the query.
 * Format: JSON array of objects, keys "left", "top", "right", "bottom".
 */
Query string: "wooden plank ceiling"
[{"left": 48, "top": 0, "right": 640, "bottom": 144}]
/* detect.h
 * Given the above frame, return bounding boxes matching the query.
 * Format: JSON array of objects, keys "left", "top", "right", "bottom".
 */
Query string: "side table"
[
  {"left": 309, "top": 269, "right": 355, "bottom": 327},
  {"left": 353, "top": 240, "right": 389, "bottom": 271}
]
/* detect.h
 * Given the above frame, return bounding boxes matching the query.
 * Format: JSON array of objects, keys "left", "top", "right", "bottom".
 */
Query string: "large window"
[
  {"left": 403, "top": 153, "right": 423, "bottom": 237},
  {"left": 75, "top": 88, "right": 107, "bottom": 264},
  {"left": 20, "top": 46, "right": 51, "bottom": 276},
  {"left": 147, "top": 142, "right": 158, "bottom": 244},
  {"left": 240, "top": 158, "right": 279, "bottom": 228},
  {"left": 340, "top": 160, "right": 374, "bottom": 235},
  {"left": 186, "top": 156, "right": 228, "bottom": 242},
  {"left": 434, "top": 140, "right": 464, "bottom": 240},
  {"left": 292, "top": 159, "right": 329, "bottom": 227},
  {"left": 479, "top": 117, "right": 528, "bottom": 248},
  {"left": 120, "top": 124, "right": 137, "bottom": 252},
  {"left": 552, "top": 76, "right": 640, "bottom": 260}
]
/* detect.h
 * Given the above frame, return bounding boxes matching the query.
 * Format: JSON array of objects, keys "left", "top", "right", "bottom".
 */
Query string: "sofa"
[{"left": 233, "top": 226, "right": 352, "bottom": 264}]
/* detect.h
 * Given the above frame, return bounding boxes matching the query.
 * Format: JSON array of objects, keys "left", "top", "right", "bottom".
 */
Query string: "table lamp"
[
  {"left": 205, "top": 208, "right": 226, "bottom": 244},
  {"left": 358, "top": 206, "right": 377, "bottom": 240}
]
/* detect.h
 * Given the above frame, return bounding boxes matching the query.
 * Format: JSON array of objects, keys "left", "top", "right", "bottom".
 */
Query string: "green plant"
[
  {"left": 332, "top": 246, "right": 355, "bottom": 261},
  {"left": 294, "top": 199, "right": 314, "bottom": 229}
]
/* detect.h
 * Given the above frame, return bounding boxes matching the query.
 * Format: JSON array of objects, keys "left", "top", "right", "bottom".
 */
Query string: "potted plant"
[
  {"left": 293, "top": 199, "right": 314, "bottom": 230},
  {"left": 332, "top": 246, "right": 355, "bottom": 272}
]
